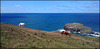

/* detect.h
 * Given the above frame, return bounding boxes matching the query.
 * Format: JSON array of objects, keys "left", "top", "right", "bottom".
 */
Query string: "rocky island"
[{"left": 64, "top": 23, "right": 95, "bottom": 34}]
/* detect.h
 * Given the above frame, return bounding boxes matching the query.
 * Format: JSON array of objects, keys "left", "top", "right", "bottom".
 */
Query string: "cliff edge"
[{"left": 1, "top": 23, "right": 99, "bottom": 48}]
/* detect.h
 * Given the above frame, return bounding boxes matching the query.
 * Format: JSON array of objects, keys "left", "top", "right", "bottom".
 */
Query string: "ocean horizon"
[
  {"left": 1, "top": 13, "right": 99, "bottom": 31},
  {"left": 1, "top": 13, "right": 100, "bottom": 38}
]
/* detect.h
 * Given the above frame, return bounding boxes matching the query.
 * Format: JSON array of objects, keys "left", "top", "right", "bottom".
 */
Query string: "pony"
[
  {"left": 61, "top": 31, "right": 71, "bottom": 37},
  {"left": 19, "top": 23, "right": 25, "bottom": 27}
]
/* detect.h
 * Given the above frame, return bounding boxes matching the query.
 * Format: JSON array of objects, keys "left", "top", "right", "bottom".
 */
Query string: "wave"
[
  {"left": 57, "top": 29, "right": 100, "bottom": 38},
  {"left": 57, "top": 29, "right": 65, "bottom": 32}
]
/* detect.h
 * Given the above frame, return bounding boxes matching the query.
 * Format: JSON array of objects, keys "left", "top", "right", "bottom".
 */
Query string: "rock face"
[{"left": 64, "top": 23, "right": 94, "bottom": 34}]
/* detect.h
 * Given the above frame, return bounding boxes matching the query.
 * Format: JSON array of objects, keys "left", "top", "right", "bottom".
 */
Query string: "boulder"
[{"left": 64, "top": 23, "right": 93, "bottom": 34}]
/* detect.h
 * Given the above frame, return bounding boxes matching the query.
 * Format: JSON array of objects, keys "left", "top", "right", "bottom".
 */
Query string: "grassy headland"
[{"left": 0, "top": 23, "right": 100, "bottom": 48}]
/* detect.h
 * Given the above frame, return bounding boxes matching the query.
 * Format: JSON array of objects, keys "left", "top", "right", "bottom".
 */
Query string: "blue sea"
[{"left": 1, "top": 13, "right": 100, "bottom": 38}]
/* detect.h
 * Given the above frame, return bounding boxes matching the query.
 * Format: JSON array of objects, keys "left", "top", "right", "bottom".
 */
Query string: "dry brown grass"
[{"left": 1, "top": 23, "right": 100, "bottom": 48}]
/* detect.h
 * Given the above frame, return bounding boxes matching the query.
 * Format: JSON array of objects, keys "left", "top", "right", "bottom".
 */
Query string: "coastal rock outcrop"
[{"left": 64, "top": 23, "right": 94, "bottom": 34}]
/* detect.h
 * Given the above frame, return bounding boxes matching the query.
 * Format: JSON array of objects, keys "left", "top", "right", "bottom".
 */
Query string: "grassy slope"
[{"left": 0, "top": 23, "right": 100, "bottom": 48}]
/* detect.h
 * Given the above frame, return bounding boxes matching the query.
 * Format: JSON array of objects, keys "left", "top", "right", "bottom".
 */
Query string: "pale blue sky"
[{"left": 1, "top": 1, "right": 99, "bottom": 13}]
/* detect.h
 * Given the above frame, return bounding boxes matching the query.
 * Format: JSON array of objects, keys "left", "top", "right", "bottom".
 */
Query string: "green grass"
[{"left": 0, "top": 23, "right": 100, "bottom": 48}]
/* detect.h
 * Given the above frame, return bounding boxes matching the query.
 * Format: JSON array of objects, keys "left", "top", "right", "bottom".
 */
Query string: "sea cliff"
[{"left": 1, "top": 23, "right": 99, "bottom": 48}]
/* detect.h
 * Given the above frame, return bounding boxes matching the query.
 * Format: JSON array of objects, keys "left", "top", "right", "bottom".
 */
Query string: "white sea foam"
[
  {"left": 57, "top": 29, "right": 70, "bottom": 33},
  {"left": 90, "top": 31, "right": 100, "bottom": 37},
  {"left": 57, "top": 29, "right": 65, "bottom": 32},
  {"left": 90, "top": 34, "right": 100, "bottom": 37}
]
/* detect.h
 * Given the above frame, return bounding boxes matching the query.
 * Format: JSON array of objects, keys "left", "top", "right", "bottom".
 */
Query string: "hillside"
[{"left": 0, "top": 23, "right": 100, "bottom": 48}]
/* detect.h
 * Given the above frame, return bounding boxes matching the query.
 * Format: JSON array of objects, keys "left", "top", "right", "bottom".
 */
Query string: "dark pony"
[{"left": 61, "top": 31, "right": 71, "bottom": 37}]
